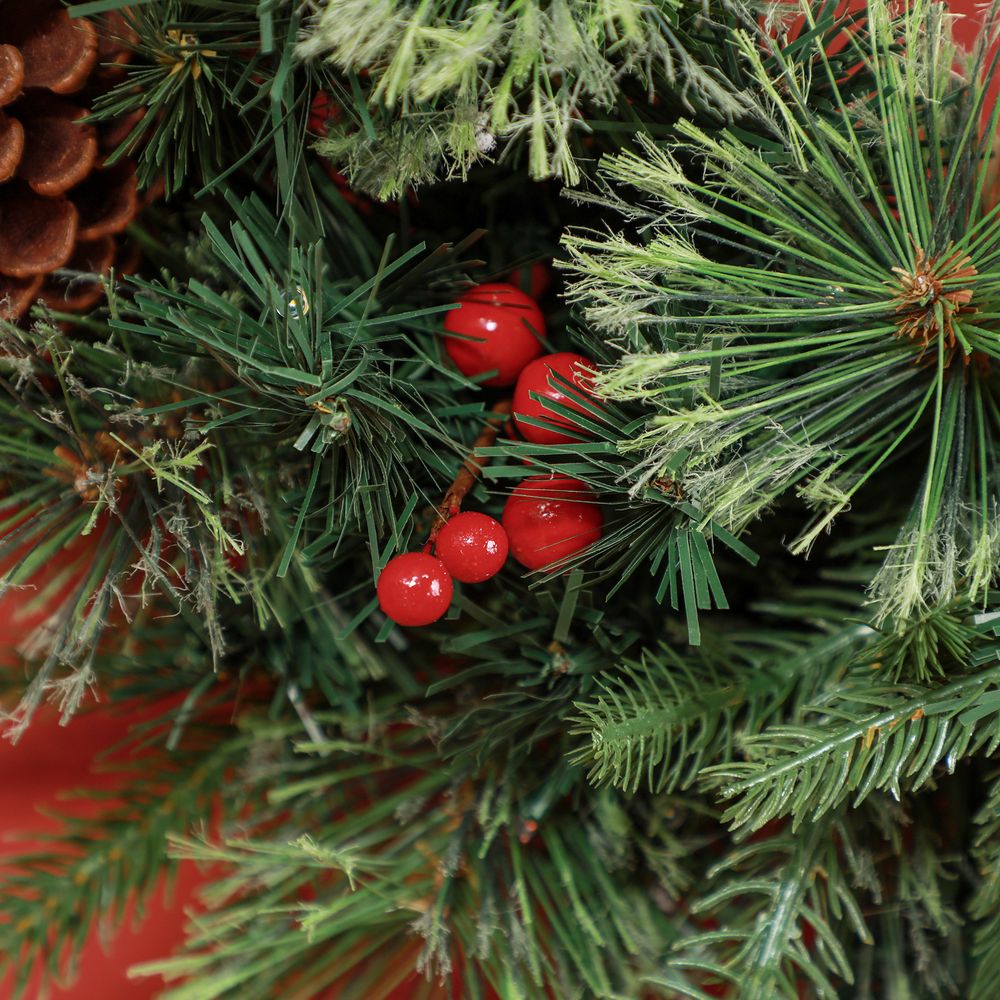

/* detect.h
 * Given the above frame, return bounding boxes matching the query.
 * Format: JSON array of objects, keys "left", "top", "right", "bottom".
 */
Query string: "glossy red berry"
[
  {"left": 442, "top": 282, "right": 545, "bottom": 387},
  {"left": 502, "top": 476, "right": 603, "bottom": 571},
  {"left": 512, "top": 352, "right": 598, "bottom": 445},
  {"left": 377, "top": 552, "right": 453, "bottom": 627},
  {"left": 435, "top": 511, "right": 509, "bottom": 583}
]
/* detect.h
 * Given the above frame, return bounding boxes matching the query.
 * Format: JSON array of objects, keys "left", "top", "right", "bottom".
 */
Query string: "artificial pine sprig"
[
  {"left": 0, "top": 319, "right": 260, "bottom": 736},
  {"left": 663, "top": 797, "right": 968, "bottom": 1000},
  {"left": 296, "top": 0, "right": 749, "bottom": 197},
  {"left": 570, "top": 586, "right": 1000, "bottom": 834},
  {"left": 0, "top": 718, "right": 246, "bottom": 1000},
  {"left": 118, "top": 189, "right": 475, "bottom": 574},
  {"left": 564, "top": 0, "right": 1000, "bottom": 627},
  {"left": 569, "top": 619, "right": 870, "bottom": 794},
  {"left": 128, "top": 707, "right": 683, "bottom": 1000},
  {"left": 77, "top": 0, "right": 322, "bottom": 200},
  {"left": 663, "top": 811, "right": 871, "bottom": 1000},
  {"left": 971, "top": 770, "right": 1000, "bottom": 998}
]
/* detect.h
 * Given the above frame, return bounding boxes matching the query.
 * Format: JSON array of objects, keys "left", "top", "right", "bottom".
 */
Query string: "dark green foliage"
[
  {"left": 0, "top": 318, "right": 257, "bottom": 729},
  {"left": 125, "top": 711, "right": 683, "bottom": 999},
  {"left": 664, "top": 813, "right": 872, "bottom": 999},
  {"left": 971, "top": 772, "right": 1000, "bottom": 999},
  {"left": 118, "top": 187, "right": 472, "bottom": 564},
  {"left": 77, "top": 0, "right": 321, "bottom": 199},
  {"left": 569, "top": 621, "right": 866, "bottom": 794}
]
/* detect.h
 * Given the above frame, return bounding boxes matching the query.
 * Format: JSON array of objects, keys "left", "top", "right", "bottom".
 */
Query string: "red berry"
[
  {"left": 502, "top": 476, "right": 603, "bottom": 571},
  {"left": 507, "top": 261, "right": 552, "bottom": 300},
  {"left": 377, "top": 552, "right": 454, "bottom": 627},
  {"left": 308, "top": 90, "right": 341, "bottom": 135},
  {"left": 513, "top": 352, "right": 599, "bottom": 445},
  {"left": 435, "top": 511, "right": 509, "bottom": 583},
  {"left": 442, "top": 282, "right": 545, "bottom": 387}
]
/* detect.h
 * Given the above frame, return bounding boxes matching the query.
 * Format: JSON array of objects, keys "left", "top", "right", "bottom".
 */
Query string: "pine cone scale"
[
  {"left": 0, "top": 45, "right": 25, "bottom": 107},
  {"left": 0, "top": 185, "right": 77, "bottom": 278},
  {"left": 73, "top": 162, "right": 138, "bottom": 241},
  {"left": 17, "top": 97, "right": 98, "bottom": 197},
  {"left": 0, "top": 111, "right": 24, "bottom": 182},
  {"left": 0, "top": 1, "right": 98, "bottom": 95},
  {"left": 0, "top": 273, "right": 42, "bottom": 317}
]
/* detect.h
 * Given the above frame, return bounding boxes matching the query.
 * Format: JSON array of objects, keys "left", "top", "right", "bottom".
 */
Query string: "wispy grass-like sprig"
[
  {"left": 564, "top": 0, "right": 1000, "bottom": 625},
  {"left": 296, "top": 0, "right": 749, "bottom": 196}
]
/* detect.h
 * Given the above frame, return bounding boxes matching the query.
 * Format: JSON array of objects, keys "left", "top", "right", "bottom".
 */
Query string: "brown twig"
[{"left": 427, "top": 400, "right": 512, "bottom": 544}]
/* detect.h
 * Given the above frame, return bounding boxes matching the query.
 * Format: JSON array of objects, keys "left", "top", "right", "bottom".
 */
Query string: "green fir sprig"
[
  {"left": 129, "top": 708, "right": 682, "bottom": 1000},
  {"left": 75, "top": 0, "right": 322, "bottom": 200}
]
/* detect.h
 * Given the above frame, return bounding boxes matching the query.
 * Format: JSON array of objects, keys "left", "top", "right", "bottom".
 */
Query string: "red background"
[{"left": 0, "top": 704, "right": 204, "bottom": 998}]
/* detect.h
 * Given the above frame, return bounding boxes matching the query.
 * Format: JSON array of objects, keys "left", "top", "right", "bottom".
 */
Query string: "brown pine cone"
[{"left": 0, "top": 1, "right": 142, "bottom": 321}]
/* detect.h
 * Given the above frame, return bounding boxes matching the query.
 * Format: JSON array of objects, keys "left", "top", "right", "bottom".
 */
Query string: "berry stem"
[{"left": 428, "top": 400, "right": 512, "bottom": 545}]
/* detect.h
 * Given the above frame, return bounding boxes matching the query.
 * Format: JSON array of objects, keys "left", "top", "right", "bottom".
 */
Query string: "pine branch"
[
  {"left": 75, "top": 0, "right": 323, "bottom": 200},
  {"left": 570, "top": 621, "right": 871, "bottom": 794},
  {"left": 116, "top": 190, "right": 476, "bottom": 576},
  {"left": 0, "top": 319, "right": 262, "bottom": 729},
  {"left": 128, "top": 710, "right": 679, "bottom": 999},
  {"left": 662, "top": 811, "right": 870, "bottom": 1000},
  {"left": 971, "top": 770, "right": 1000, "bottom": 999},
  {"left": 869, "top": 597, "right": 980, "bottom": 684},
  {"left": 704, "top": 608, "right": 1000, "bottom": 833}
]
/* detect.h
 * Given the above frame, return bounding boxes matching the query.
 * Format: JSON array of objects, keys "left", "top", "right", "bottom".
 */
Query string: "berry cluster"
[
  {"left": 377, "top": 511, "right": 509, "bottom": 627},
  {"left": 377, "top": 279, "right": 604, "bottom": 627}
]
